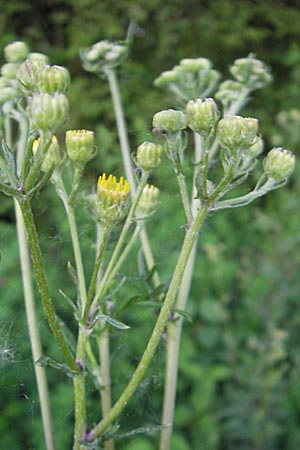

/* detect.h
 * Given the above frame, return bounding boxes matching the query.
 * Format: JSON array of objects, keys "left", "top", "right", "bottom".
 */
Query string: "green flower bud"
[
  {"left": 230, "top": 55, "right": 272, "bottom": 89},
  {"left": 27, "top": 52, "right": 50, "bottom": 64},
  {"left": 217, "top": 116, "right": 258, "bottom": 150},
  {"left": 0, "top": 86, "right": 17, "bottom": 104},
  {"left": 186, "top": 98, "right": 219, "bottom": 135},
  {"left": 32, "top": 136, "right": 62, "bottom": 171},
  {"left": 247, "top": 136, "right": 264, "bottom": 159},
  {"left": 215, "top": 80, "right": 244, "bottom": 107},
  {"left": 96, "top": 173, "right": 130, "bottom": 224},
  {"left": 154, "top": 70, "right": 181, "bottom": 88},
  {"left": 1, "top": 63, "right": 19, "bottom": 79},
  {"left": 264, "top": 147, "right": 295, "bottom": 180},
  {"left": 136, "top": 141, "right": 163, "bottom": 170},
  {"left": 137, "top": 184, "right": 160, "bottom": 215},
  {"left": 65, "top": 129, "right": 95, "bottom": 165},
  {"left": 30, "top": 93, "right": 69, "bottom": 131},
  {"left": 179, "top": 57, "right": 212, "bottom": 72},
  {"left": 152, "top": 109, "right": 187, "bottom": 134},
  {"left": 16, "top": 60, "right": 46, "bottom": 94},
  {"left": 36, "top": 65, "right": 70, "bottom": 94},
  {"left": 4, "top": 41, "right": 29, "bottom": 63}
]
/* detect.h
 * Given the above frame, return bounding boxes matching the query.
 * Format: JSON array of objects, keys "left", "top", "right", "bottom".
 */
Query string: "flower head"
[
  {"left": 66, "top": 129, "right": 95, "bottom": 165},
  {"left": 96, "top": 173, "right": 130, "bottom": 224}
]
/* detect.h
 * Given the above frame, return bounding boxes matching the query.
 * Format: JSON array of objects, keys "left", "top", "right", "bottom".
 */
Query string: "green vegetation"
[{"left": 1, "top": 2, "right": 300, "bottom": 449}]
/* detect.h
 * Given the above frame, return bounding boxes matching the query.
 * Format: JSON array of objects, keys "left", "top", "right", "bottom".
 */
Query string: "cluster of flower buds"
[
  {"left": 0, "top": 41, "right": 30, "bottom": 112},
  {"left": 216, "top": 55, "right": 272, "bottom": 111},
  {"left": 80, "top": 40, "right": 128, "bottom": 73},
  {"left": 154, "top": 57, "right": 220, "bottom": 105},
  {"left": 96, "top": 173, "right": 131, "bottom": 224}
]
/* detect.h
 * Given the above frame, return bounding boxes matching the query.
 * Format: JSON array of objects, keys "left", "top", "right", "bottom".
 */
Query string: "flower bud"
[
  {"left": 217, "top": 116, "right": 258, "bottom": 150},
  {"left": 96, "top": 173, "right": 130, "bottom": 224},
  {"left": 36, "top": 65, "right": 70, "bottom": 94},
  {"left": 16, "top": 60, "right": 46, "bottom": 94},
  {"left": 215, "top": 80, "right": 244, "bottom": 107},
  {"left": 247, "top": 136, "right": 264, "bottom": 159},
  {"left": 264, "top": 147, "right": 295, "bottom": 180},
  {"left": 27, "top": 52, "right": 50, "bottom": 64},
  {"left": 136, "top": 141, "right": 163, "bottom": 171},
  {"left": 65, "top": 129, "right": 95, "bottom": 165},
  {"left": 154, "top": 70, "right": 181, "bottom": 88},
  {"left": 1, "top": 63, "right": 18, "bottom": 79},
  {"left": 4, "top": 41, "right": 29, "bottom": 63},
  {"left": 230, "top": 55, "right": 272, "bottom": 89},
  {"left": 179, "top": 57, "right": 212, "bottom": 72},
  {"left": 152, "top": 109, "right": 186, "bottom": 134},
  {"left": 0, "top": 86, "right": 17, "bottom": 104},
  {"left": 137, "top": 184, "right": 160, "bottom": 215},
  {"left": 186, "top": 98, "right": 219, "bottom": 135},
  {"left": 30, "top": 93, "right": 69, "bottom": 131},
  {"left": 32, "top": 136, "right": 62, "bottom": 171}
]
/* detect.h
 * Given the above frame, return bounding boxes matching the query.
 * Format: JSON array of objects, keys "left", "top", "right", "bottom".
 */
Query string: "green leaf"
[
  {"left": 1, "top": 141, "right": 16, "bottom": 178},
  {"left": 95, "top": 314, "right": 130, "bottom": 330},
  {"left": 36, "top": 356, "right": 79, "bottom": 378}
]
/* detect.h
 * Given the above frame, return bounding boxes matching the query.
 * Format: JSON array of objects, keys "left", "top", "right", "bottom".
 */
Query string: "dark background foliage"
[{"left": 1, "top": 1, "right": 300, "bottom": 449}]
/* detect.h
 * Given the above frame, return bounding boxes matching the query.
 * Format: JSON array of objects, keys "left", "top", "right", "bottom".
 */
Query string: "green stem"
[
  {"left": 73, "top": 330, "right": 87, "bottom": 450},
  {"left": 209, "top": 155, "right": 239, "bottom": 205},
  {"left": 91, "top": 171, "right": 149, "bottom": 310},
  {"left": 105, "top": 68, "right": 160, "bottom": 287},
  {"left": 83, "top": 223, "right": 111, "bottom": 324},
  {"left": 87, "top": 204, "right": 209, "bottom": 441},
  {"left": 159, "top": 132, "right": 202, "bottom": 450},
  {"left": 12, "top": 115, "right": 56, "bottom": 450},
  {"left": 18, "top": 198, "right": 78, "bottom": 371},
  {"left": 176, "top": 172, "right": 193, "bottom": 222}
]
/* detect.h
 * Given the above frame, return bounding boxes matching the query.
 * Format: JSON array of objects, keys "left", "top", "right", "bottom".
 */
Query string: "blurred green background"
[{"left": 1, "top": 1, "right": 300, "bottom": 449}]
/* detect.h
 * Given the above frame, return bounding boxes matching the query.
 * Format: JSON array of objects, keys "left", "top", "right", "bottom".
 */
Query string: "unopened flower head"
[
  {"left": 186, "top": 98, "right": 219, "bottom": 135},
  {"left": 179, "top": 57, "right": 212, "bottom": 72},
  {"left": 217, "top": 116, "right": 258, "bottom": 151},
  {"left": 30, "top": 93, "right": 69, "bottom": 131},
  {"left": 152, "top": 109, "right": 187, "bottom": 134},
  {"left": 36, "top": 65, "right": 70, "bottom": 94},
  {"left": 264, "top": 147, "right": 295, "bottom": 180},
  {"left": 17, "top": 60, "right": 46, "bottom": 94},
  {"left": 0, "top": 86, "right": 17, "bottom": 104},
  {"left": 230, "top": 55, "right": 272, "bottom": 89},
  {"left": 27, "top": 52, "right": 50, "bottom": 64},
  {"left": 215, "top": 80, "right": 244, "bottom": 108},
  {"left": 154, "top": 70, "right": 181, "bottom": 88},
  {"left": 1, "top": 63, "right": 18, "bottom": 79},
  {"left": 96, "top": 173, "right": 130, "bottom": 224},
  {"left": 247, "top": 136, "right": 264, "bottom": 159},
  {"left": 4, "top": 41, "right": 29, "bottom": 63},
  {"left": 137, "top": 184, "right": 160, "bottom": 216},
  {"left": 32, "top": 136, "right": 61, "bottom": 172},
  {"left": 136, "top": 141, "right": 163, "bottom": 171},
  {"left": 65, "top": 129, "right": 95, "bottom": 165}
]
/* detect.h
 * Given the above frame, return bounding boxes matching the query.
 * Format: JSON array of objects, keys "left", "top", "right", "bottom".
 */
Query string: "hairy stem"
[{"left": 18, "top": 198, "right": 78, "bottom": 371}]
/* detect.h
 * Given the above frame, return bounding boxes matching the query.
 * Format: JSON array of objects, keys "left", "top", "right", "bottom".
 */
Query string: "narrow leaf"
[
  {"left": 36, "top": 356, "right": 79, "bottom": 378},
  {"left": 95, "top": 314, "right": 130, "bottom": 330}
]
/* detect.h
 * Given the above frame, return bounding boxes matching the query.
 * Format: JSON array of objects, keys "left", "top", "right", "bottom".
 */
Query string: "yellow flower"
[{"left": 96, "top": 173, "right": 130, "bottom": 224}]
